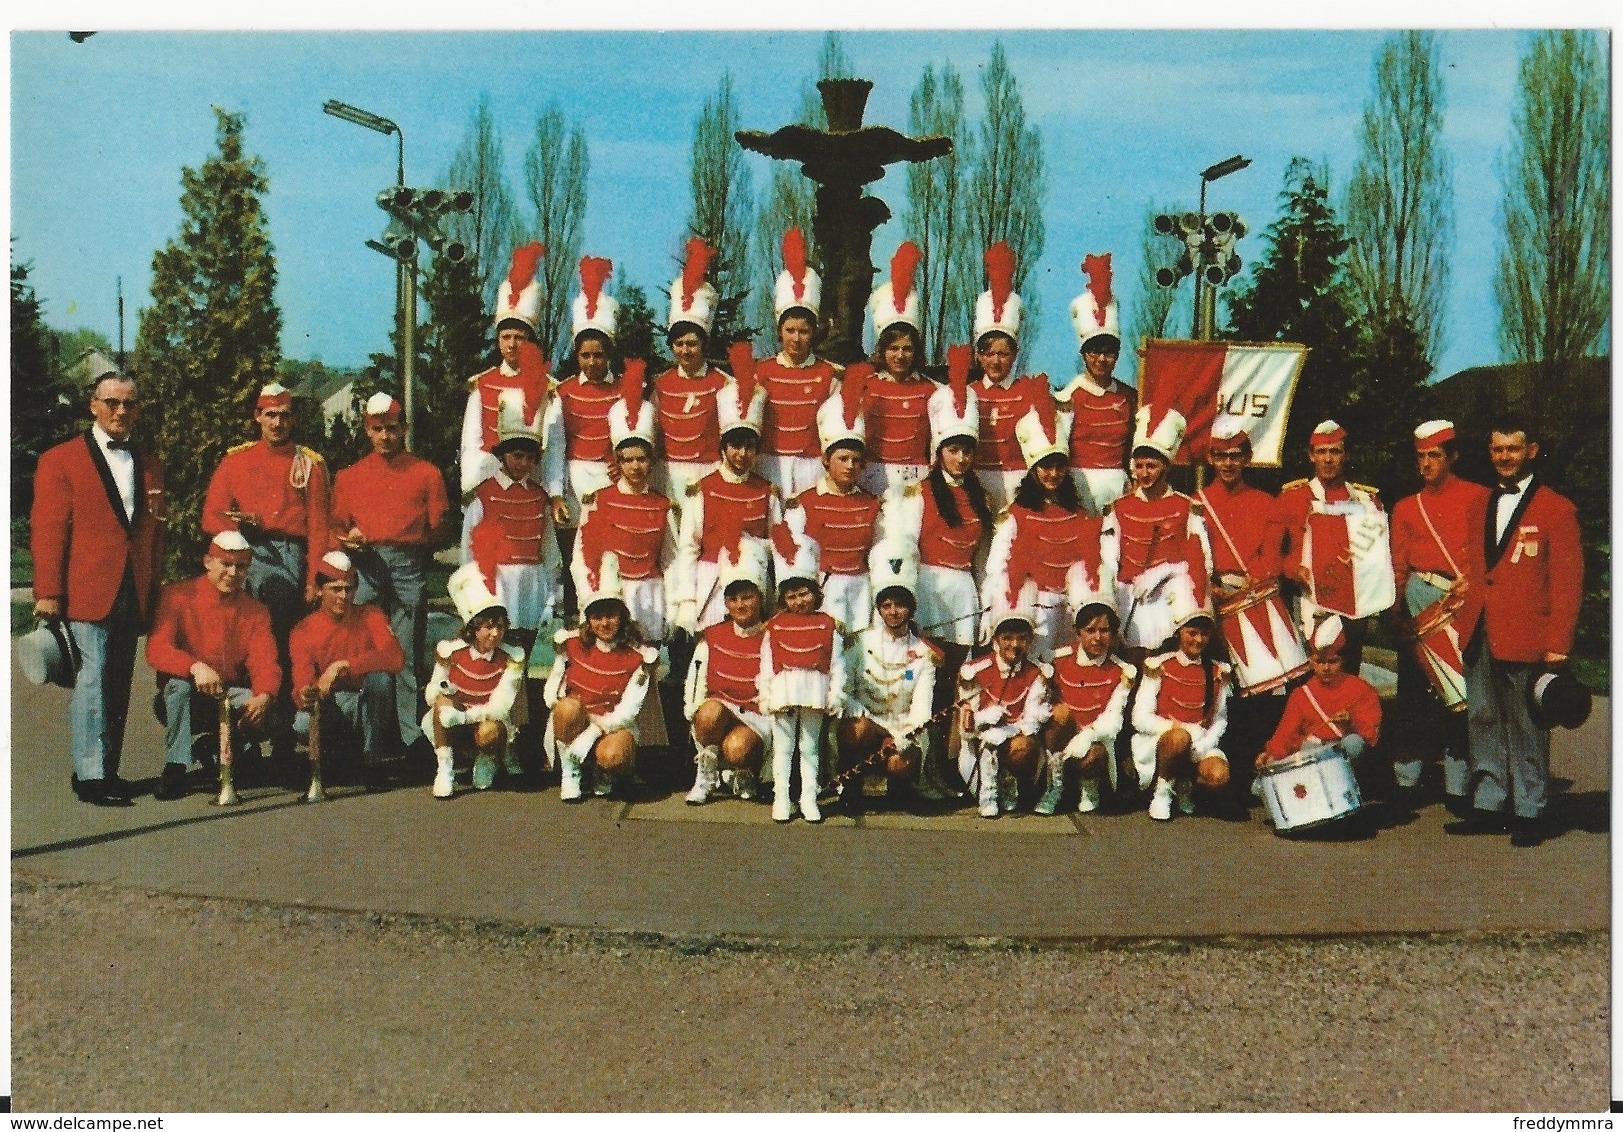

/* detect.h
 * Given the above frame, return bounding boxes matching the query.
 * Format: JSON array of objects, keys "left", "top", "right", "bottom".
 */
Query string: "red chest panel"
[
  {"left": 1052, "top": 654, "right": 1125, "bottom": 722},
  {"left": 1154, "top": 655, "right": 1214, "bottom": 725},
  {"left": 768, "top": 612, "right": 837, "bottom": 672},
  {"left": 973, "top": 379, "right": 1033, "bottom": 473},
  {"left": 1069, "top": 385, "right": 1133, "bottom": 470},
  {"left": 1114, "top": 493, "right": 1194, "bottom": 580},
  {"left": 476, "top": 478, "right": 550, "bottom": 564},
  {"left": 1009, "top": 503, "right": 1103, "bottom": 592},
  {"left": 446, "top": 645, "right": 509, "bottom": 706},
  {"left": 796, "top": 489, "right": 882, "bottom": 575},
  {"left": 475, "top": 370, "right": 531, "bottom": 453},
  {"left": 702, "top": 622, "right": 766, "bottom": 709},
  {"left": 758, "top": 359, "right": 837, "bottom": 458},
  {"left": 563, "top": 636, "right": 644, "bottom": 714},
  {"left": 863, "top": 378, "right": 935, "bottom": 466},
  {"left": 919, "top": 482, "right": 985, "bottom": 571},
  {"left": 557, "top": 377, "right": 621, "bottom": 462},
  {"left": 654, "top": 369, "right": 727, "bottom": 463},
  {"left": 697, "top": 474, "right": 773, "bottom": 562},
  {"left": 972, "top": 660, "right": 1043, "bottom": 722},
  {"left": 586, "top": 490, "right": 670, "bottom": 579}
]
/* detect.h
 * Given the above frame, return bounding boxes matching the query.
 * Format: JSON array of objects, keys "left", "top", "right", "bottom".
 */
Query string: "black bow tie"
[
  {"left": 106, "top": 439, "right": 132, "bottom": 451},
  {"left": 1498, "top": 481, "right": 1520, "bottom": 493}
]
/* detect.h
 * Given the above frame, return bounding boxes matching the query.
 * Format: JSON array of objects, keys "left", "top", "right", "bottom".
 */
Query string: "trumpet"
[
  {"left": 215, "top": 692, "right": 239, "bottom": 806},
  {"left": 305, "top": 695, "right": 326, "bottom": 803}
]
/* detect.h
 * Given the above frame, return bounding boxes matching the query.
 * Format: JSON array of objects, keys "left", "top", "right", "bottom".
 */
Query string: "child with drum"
[
  {"left": 1255, "top": 614, "right": 1382, "bottom": 796},
  {"left": 1038, "top": 589, "right": 1136, "bottom": 816},
  {"left": 959, "top": 582, "right": 1052, "bottom": 818},
  {"left": 1130, "top": 608, "right": 1232, "bottom": 821}
]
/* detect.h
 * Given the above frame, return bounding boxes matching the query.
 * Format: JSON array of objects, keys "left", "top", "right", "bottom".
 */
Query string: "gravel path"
[{"left": 11, "top": 875, "right": 1607, "bottom": 1113}]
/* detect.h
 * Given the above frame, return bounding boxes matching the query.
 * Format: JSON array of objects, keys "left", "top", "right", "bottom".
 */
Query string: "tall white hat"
[
  {"left": 1014, "top": 399, "right": 1067, "bottom": 469},
  {"left": 773, "top": 228, "right": 822, "bottom": 322},
  {"left": 972, "top": 241, "right": 1023, "bottom": 347},
  {"left": 868, "top": 240, "right": 922, "bottom": 339},
  {"left": 717, "top": 343, "right": 767, "bottom": 439},
  {"left": 578, "top": 550, "right": 626, "bottom": 614},
  {"left": 1069, "top": 252, "right": 1121, "bottom": 353},
  {"left": 984, "top": 576, "right": 1041, "bottom": 642},
  {"left": 606, "top": 359, "right": 655, "bottom": 449},
  {"left": 495, "top": 242, "right": 545, "bottom": 335},
  {"left": 719, "top": 535, "right": 772, "bottom": 595},
  {"left": 571, "top": 255, "right": 619, "bottom": 343},
  {"left": 868, "top": 538, "right": 920, "bottom": 603},
  {"left": 1132, "top": 404, "right": 1186, "bottom": 463},
  {"left": 494, "top": 386, "right": 543, "bottom": 452},
  {"left": 667, "top": 237, "right": 717, "bottom": 337},
  {"left": 769, "top": 511, "right": 821, "bottom": 588},
  {"left": 928, "top": 343, "right": 980, "bottom": 454},
  {"left": 815, "top": 361, "right": 870, "bottom": 454}
]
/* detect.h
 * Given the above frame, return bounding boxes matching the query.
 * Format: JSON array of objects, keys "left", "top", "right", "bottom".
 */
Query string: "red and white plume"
[
  {"left": 928, "top": 344, "right": 980, "bottom": 454},
  {"left": 495, "top": 242, "right": 545, "bottom": 333},
  {"left": 579, "top": 256, "right": 612, "bottom": 318},
  {"left": 681, "top": 238, "right": 713, "bottom": 311},
  {"left": 516, "top": 340, "right": 550, "bottom": 426},
  {"left": 869, "top": 242, "right": 922, "bottom": 336},
  {"left": 667, "top": 238, "right": 718, "bottom": 335},
  {"left": 985, "top": 242, "right": 1015, "bottom": 322},
  {"left": 718, "top": 342, "right": 766, "bottom": 438},
  {"left": 1082, "top": 253, "right": 1113, "bottom": 325},
  {"left": 774, "top": 227, "right": 823, "bottom": 321},
  {"left": 816, "top": 360, "right": 870, "bottom": 454},
  {"left": 783, "top": 228, "right": 808, "bottom": 300},
  {"left": 946, "top": 343, "right": 971, "bottom": 417},
  {"left": 608, "top": 357, "right": 655, "bottom": 450},
  {"left": 1070, "top": 251, "right": 1122, "bottom": 351}
]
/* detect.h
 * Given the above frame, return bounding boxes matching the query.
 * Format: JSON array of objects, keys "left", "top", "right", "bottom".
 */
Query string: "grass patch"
[{"left": 12, "top": 547, "right": 33, "bottom": 590}]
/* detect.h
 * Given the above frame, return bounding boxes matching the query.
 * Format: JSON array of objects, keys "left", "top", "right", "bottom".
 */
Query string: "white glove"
[
  {"left": 568, "top": 722, "right": 603, "bottom": 760},
  {"left": 675, "top": 599, "right": 699, "bottom": 636},
  {"left": 438, "top": 704, "right": 467, "bottom": 728}
]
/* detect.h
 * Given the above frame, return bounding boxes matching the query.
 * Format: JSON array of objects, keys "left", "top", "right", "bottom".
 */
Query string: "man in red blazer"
[
  {"left": 1449, "top": 416, "right": 1583, "bottom": 847},
  {"left": 31, "top": 372, "right": 166, "bottom": 805}
]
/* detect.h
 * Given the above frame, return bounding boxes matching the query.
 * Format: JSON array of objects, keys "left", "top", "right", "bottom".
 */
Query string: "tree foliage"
[
  {"left": 446, "top": 94, "right": 519, "bottom": 312},
  {"left": 523, "top": 105, "right": 590, "bottom": 364},
  {"left": 1344, "top": 31, "right": 1453, "bottom": 371},
  {"left": 1129, "top": 201, "right": 1186, "bottom": 349},
  {"left": 132, "top": 107, "right": 282, "bottom": 579},
  {"left": 967, "top": 43, "right": 1046, "bottom": 344},
  {"left": 1494, "top": 29, "right": 1611, "bottom": 459},
  {"left": 686, "top": 73, "right": 756, "bottom": 355},
  {"left": 417, "top": 248, "right": 488, "bottom": 507},
  {"left": 613, "top": 279, "right": 668, "bottom": 373},
  {"left": 904, "top": 62, "right": 975, "bottom": 364},
  {"left": 11, "top": 256, "right": 83, "bottom": 524}
]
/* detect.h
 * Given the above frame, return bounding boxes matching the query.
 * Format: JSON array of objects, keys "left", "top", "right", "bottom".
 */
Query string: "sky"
[{"left": 6, "top": 25, "right": 1606, "bottom": 387}]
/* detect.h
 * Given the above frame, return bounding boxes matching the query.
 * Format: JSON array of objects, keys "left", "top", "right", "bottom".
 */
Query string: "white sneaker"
[
  {"left": 472, "top": 752, "right": 497, "bottom": 790},
  {"left": 1077, "top": 779, "right": 1101, "bottom": 813},
  {"left": 772, "top": 789, "right": 794, "bottom": 823},
  {"left": 558, "top": 750, "right": 583, "bottom": 802},
  {"left": 999, "top": 772, "right": 1019, "bottom": 813},
  {"left": 1149, "top": 778, "right": 1175, "bottom": 821},
  {"left": 1175, "top": 777, "right": 1196, "bottom": 816},
  {"left": 732, "top": 768, "right": 758, "bottom": 801},
  {"left": 432, "top": 750, "right": 454, "bottom": 799},
  {"left": 686, "top": 747, "right": 719, "bottom": 805}
]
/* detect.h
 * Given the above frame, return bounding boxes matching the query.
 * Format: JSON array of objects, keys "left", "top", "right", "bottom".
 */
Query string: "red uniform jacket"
[
  {"left": 1198, "top": 480, "right": 1284, "bottom": 584},
  {"left": 758, "top": 357, "right": 839, "bottom": 459},
  {"left": 700, "top": 621, "right": 767, "bottom": 711},
  {"left": 917, "top": 478, "right": 986, "bottom": 572},
  {"left": 288, "top": 603, "right": 404, "bottom": 693},
  {"left": 1110, "top": 489, "right": 1210, "bottom": 608},
  {"left": 862, "top": 376, "right": 936, "bottom": 467},
  {"left": 1263, "top": 672, "right": 1382, "bottom": 761},
  {"left": 146, "top": 576, "right": 281, "bottom": 696},
  {"left": 31, "top": 431, "right": 166, "bottom": 625},
  {"left": 1068, "top": 379, "right": 1135, "bottom": 471},
  {"left": 974, "top": 376, "right": 1042, "bottom": 474},
  {"left": 1389, "top": 474, "right": 1490, "bottom": 641},
  {"left": 579, "top": 484, "right": 672, "bottom": 580},
  {"left": 691, "top": 470, "right": 774, "bottom": 563},
  {"left": 555, "top": 374, "right": 622, "bottom": 464},
  {"left": 330, "top": 451, "right": 450, "bottom": 548},
  {"left": 561, "top": 636, "right": 647, "bottom": 714},
  {"left": 1480, "top": 481, "right": 1583, "bottom": 663},
  {"left": 654, "top": 367, "right": 728, "bottom": 465},
  {"left": 765, "top": 611, "right": 839, "bottom": 673},
  {"left": 795, "top": 484, "right": 883, "bottom": 576},
  {"left": 202, "top": 438, "right": 331, "bottom": 588},
  {"left": 1004, "top": 503, "right": 1103, "bottom": 597}
]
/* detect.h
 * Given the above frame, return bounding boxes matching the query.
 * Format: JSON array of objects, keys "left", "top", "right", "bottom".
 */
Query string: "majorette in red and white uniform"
[
  {"left": 1278, "top": 419, "right": 1395, "bottom": 631},
  {"left": 673, "top": 344, "right": 782, "bottom": 633},
  {"left": 1102, "top": 405, "right": 1212, "bottom": 652},
  {"left": 885, "top": 344, "right": 987, "bottom": 647},
  {"left": 570, "top": 367, "right": 679, "bottom": 642},
  {"left": 459, "top": 387, "right": 561, "bottom": 635},
  {"left": 1056, "top": 253, "right": 1135, "bottom": 513},
  {"left": 980, "top": 398, "right": 1112, "bottom": 661},
  {"left": 969, "top": 242, "right": 1044, "bottom": 515},
  {"left": 960, "top": 581, "right": 1052, "bottom": 817},
  {"left": 757, "top": 228, "right": 842, "bottom": 499},
  {"left": 859, "top": 241, "right": 935, "bottom": 496},
  {"left": 1045, "top": 635, "right": 1136, "bottom": 810},
  {"left": 459, "top": 244, "right": 565, "bottom": 502},
  {"left": 654, "top": 238, "right": 733, "bottom": 501},
  {"left": 1130, "top": 610, "right": 1232, "bottom": 812},
  {"left": 553, "top": 255, "right": 624, "bottom": 511}
]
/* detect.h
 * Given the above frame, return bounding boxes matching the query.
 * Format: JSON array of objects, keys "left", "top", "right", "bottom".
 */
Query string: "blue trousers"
[
  {"left": 160, "top": 679, "right": 263, "bottom": 767},
  {"left": 293, "top": 671, "right": 395, "bottom": 766},
  {"left": 1394, "top": 574, "right": 1469, "bottom": 795},
  {"left": 1464, "top": 647, "right": 1549, "bottom": 819},
  {"left": 353, "top": 543, "right": 427, "bottom": 748},
  {"left": 66, "top": 578, "right": 141, "bottom": 782}
]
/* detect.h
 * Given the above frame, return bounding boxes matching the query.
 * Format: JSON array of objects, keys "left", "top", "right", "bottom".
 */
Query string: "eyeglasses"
[{"left": 98, "top": 398, "right": 140, "bottom": 411}]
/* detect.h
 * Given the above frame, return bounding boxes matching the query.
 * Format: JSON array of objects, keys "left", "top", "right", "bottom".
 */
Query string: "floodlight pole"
[{"left": 1194, "top": 155, "right": 1250, "bottom": 343}]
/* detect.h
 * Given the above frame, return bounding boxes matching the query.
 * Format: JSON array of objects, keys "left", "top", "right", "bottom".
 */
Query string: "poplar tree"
[
  {"left": 686, "top": 73, "right": 756, "bottom": 355},
  {"left": 904, "top": 62, "right": 974, "bottom": 365},
  {"left": 523, "top": 105, "right": 590, "bottom": 363}
]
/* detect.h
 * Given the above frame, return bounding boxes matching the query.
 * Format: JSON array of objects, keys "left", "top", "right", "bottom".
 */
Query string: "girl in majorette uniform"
[
  {"left": 833, "top": 539, "right": 941, "bottom": 813},
  {"left": 970, "top": 241, "right": 1048, "bottom": 516},
  {"left": 758, "top": 521, "right": 845, "bottom": 824},
  {"left": 682, "top": 537, "right": 773, "bottom": 805},
  {"left": 756, "top": 228, "right": 843, "bottom": 500},
  {"left": 571, "top": 362, "right": 678, "bottom": 648},
  {"left": 1039, "top": 589, "right": 1136, "bottom": 816},
  {"left": 426, "top": 552, "right": 526, "bottom": 797},
  {"left": 543, "top": 551, "right": 661, "bottom": 801},
  {"left": 856, "top": 242, "right": 937, "bottom": 498},
  {"left": 552, "top": 255, "right": 625, "bottom": 521},
  {"left": 1056, "top": 253, "right": 1136, "bottom": 515},
  {"left": 981, "top": 398, "right": 1114, "bottom": 663},
  {"left": 672, "top": 343, "right": 781, "bottom": 636},
  {"left": 791, "top": 367, "right": 890, "bottom": 638},
  {"left": 653, "top": 238, "right": 734, "bottom": 502},
  {"left": 959, "top": 581, "right": 1051, "bottom": 817},
  {"left": 1130, "top": 608, "right": 1232, "bottom": 821}
]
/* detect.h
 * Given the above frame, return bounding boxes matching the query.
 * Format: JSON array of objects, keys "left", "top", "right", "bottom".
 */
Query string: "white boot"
[
  {"left": 558, "top": 745, "right": 584, "bottom": 802},
  {"left": 432, "top": 747, "right": 455, "bottom": 799},
  {"left": 1000, "top": 771, "right": 1020, "bottom": 813},
  {"left": 732, "top": 767, "right": 759, "bottom": 801},
  {"left": 1076, "top": 778, "right": 1102, "bottom": 814},
  {"left": 798, "top": 746, "right": 823, "bottom": 824},
  {"left": 686, "top": 745, "right": 720, "bottom": 805},
  {"left": 1034, "top": 751, "right": 1064, "bottom": 816},
  {"left": 977, "top": 747, "right": 1000, "bottom": 818},
  {"left": 1148, "top": 776, "right": 1175, "bottom": 821},
  {"left": 472, "top": 751, "right": 497, "bottom": 790},
  {"left": 772, "top": 743, "right": 794, "bottom": 823}
]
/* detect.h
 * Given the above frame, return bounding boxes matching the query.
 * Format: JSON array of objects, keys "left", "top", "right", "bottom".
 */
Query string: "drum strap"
[
  {"left": 1415, "top": 494, "right": 1463, "bottom": 581},
  {"left": 1301, "top": 683, "right": 1345, "bottom": 738},
  {"left": 1197, "top": 487, "right": 1249, "bottom": 578}
]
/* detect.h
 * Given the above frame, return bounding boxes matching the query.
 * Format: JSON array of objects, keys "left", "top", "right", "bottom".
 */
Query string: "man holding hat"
[
  {"left": 31, "top": 371, "right": 166, "bottom": 805},
  {"left": 145, "top": 531, "right": 281, "bottom": 801},
  {"left": 1060, "top": 253, "right": 1136, "bottom": 514},
  {"left": 1388, "top": 419, "right": 1489, "bottom": 809},
  {"left": 756, "top": 228, "right": 843, "bottom": 500},
  {"left": 289, "top": 550, "right": 405, "bottom": 793},
  {"left": 1450, "top": 416, "right": 1583, "bottom": 847},
  {"left": 330, "top": 392, "right": 451, "bottom": 754}
]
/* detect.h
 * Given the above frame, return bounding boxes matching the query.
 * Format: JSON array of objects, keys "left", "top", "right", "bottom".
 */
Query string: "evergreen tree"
[
  {"left": 418, "top": 248, "right": 489, "bottom": 506},
  {"left": 132, "top": 108, "right": 282, "bottom": 579},
  {"left": 612, "top": 280, "right": 667, "bottom": 373},
  {"left": 11, "top": 256, "right": 79, "bottom": 528}
]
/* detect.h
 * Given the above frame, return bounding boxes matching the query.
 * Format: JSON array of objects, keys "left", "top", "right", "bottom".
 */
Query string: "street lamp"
[
  {"left": 1153, "top": 154, "right": 1251, "bottom": 341},
  {"left": 323, "top": 99, "right": 403, "bottom": 187}
]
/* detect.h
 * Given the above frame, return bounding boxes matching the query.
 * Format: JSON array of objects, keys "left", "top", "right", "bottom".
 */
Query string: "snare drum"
[
  {"left": 1257, "top": 742, "right": 1362, "bottom": 833},
  {"left": 1410, "top": 596, "right": 1468, "bottom": 712},
  {"left": 1216, "top": 582, "right": 1310, "bottom": 696}
]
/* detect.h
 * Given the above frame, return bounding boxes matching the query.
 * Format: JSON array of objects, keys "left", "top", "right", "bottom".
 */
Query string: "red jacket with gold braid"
[
  {"left": 758, "top": 357, "right": 839, "bottom": 459},
  {"left": 962, "top": 653, "right": 1051, "bottom": 746},
  {"left": 1134, "top": 651, "right": 1230, "bottom": 757},
  {"left": 1067, "top": 379, "right": 1136, "bottom": 471},
  {"left": 1197, "top": 479, "right": 1285, "bottom": 585},
  {"left": 1277, "top": 477, "right": 1384, "bottom": 619},
  {"left": 974, "top": 376, "right": 1041, "bottom": 474},
  {"left": 289, "top": 603, "right": 405, "bottom": 693},
  {"left": 861, "top": 376, "right": 936, "bottom": 467},
  {"left": 560, "top": 635, "right": 648, "bottom": 715},
  {"left": 795, "top": 484, "right": 883, "bottom": 576},
  {"left": 146, "top": 576, "right": 281, "bottom": 696},
  {"left": 554, "top": 373, "right": 623, "bottom": 464},
  {"left": 1108, "top": 488, "right": 1211, "bottom": 608},
  {"left": 579, "top": 483, "right": 672, "bottom": 580},
  {"left": 765, "top": 611, "right": 838, "bottom": 673},
  {"left": 997, "top": 502, "right": 1103, "bottom": 596},
  {"left": 654, "top": 367, "right": 729, "bottom": 464},
  {"left": 474, "top": 474, "right": 550, "bottom": 565},
  {"left": 917, "top": 477, "right": 986, "bottom": 572},
  {"left": 1263, "top": 671, "right": 1382, "bottom": 761},
  {"left": 467, "top": 366, "right": 530, "bottom": 454},
  {"left": 695, "top": 621, "right": 767, "bottom": 712},
  {"left": 690, "top": 470, "right": 774, "bottom": 563},
  {"left": 1389, "top": 473, "right": 1490, "bottom": 637},
  {"left": 201, "top": 438, "right": 331, "bottom": 588}
]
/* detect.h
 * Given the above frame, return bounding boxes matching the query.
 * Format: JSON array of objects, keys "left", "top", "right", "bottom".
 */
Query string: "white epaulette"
[
  {"left": 435, "top": 638, "right": 461, "bottom": 661},
  {"left": 1118, "top": 660, "right": 1139, "bottom": 683},
  {"left": 903, "top": 481, "right": 923, "bottom": 498},
  {"left": 1033, "top": 660, "right": 1053, "bottom": 679},
  {"left": 553, "top": 627, "right": 576, "bottom": 646},
  {"left": 638, "top": 645, "right": 661, "bottom": 665},
  {"left": 501, "top": 643, "right": 526, "bottom": 667},
  {"left": 960, "top": 654, "right": 993, "bottom": 681},
  {"left": 1052, "top": 646, "right": 1075, "bottom": 660},
  {"left": 1142, "top": 654, "right": 1166, "bottom": 675}
]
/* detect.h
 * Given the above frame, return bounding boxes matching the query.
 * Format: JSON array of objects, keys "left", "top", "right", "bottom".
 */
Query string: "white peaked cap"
[
  {"left": 868, "top": 538, "right": 920, "bottom": 602},
  {"left": 1310, "top": 614, "right": 1347, "bottom": 653},
  {"left": 495, "top": 243, "right": 545, "bottom": 334},
  {"left": 719, "top": 535, "right": 772, "bottom": 595},
  {"left": 494, "top": 387, "right": 542, "bottom": 448},
  {"left": 815, "top": 385, "right": 867, "bottom": 454},
  {"left": 448, "top": 560, "right": 504, "bottom": 623},
  {"left": 1209, "top": 417, "right": 1251, "bottom": 451},
  {"left": 209, "top": 530, "right": 251, "bottom": 554},
  {"left": 318, "top": 550, "right": 356, "bottom": 582},
  {"left": 1132, "top": 404, "right": 1186, "bottom": 463},
  {"left": 1014, "top": 403, "right": 1067, "bottom": 469},
  {"left": 363, "top": 392, "right": 402, "bottom": 419},
  {"left": 1413, "top": 420, "right": 1455, "bottom": 448}
]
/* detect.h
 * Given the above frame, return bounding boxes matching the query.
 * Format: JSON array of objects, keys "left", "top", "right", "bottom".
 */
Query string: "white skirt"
[
  {"left": 977, "top": 468, "right": 1026, "bottom": 517},
  {"left": 620, "top": 574, "right": 667, "bottom": 643},
  {"left": 494, "top": 562, "right": 551, "bottom": 632},
  {"left": 1075, "top": 467, "right": 1126, "bottom": 517},
  {"left": 1130, "top": 724, "right": 1227, "bottom": 788},
  {"left": 766, "top": 667, "right": 831, "bottom": 711},
  {"left": 757, "top": 453, "right": 824, "bottom": 500},
  {"left": 564, "top": 457, "right": 612, "bottom": 516},
  {"left": 916, "top": 562, "right": 980, "bottom": 646},
  {"left": 691, "top": 558, "right": 727, "bottom": 631},
  {"left": 858, "top": 461, "right": 929, "bottom": 497},
  {"left": 820, "top": 573, "right": 871, "bottom": 636},
  {"left": 656, "top": 459, "right": 718, "bottom": 504}
]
